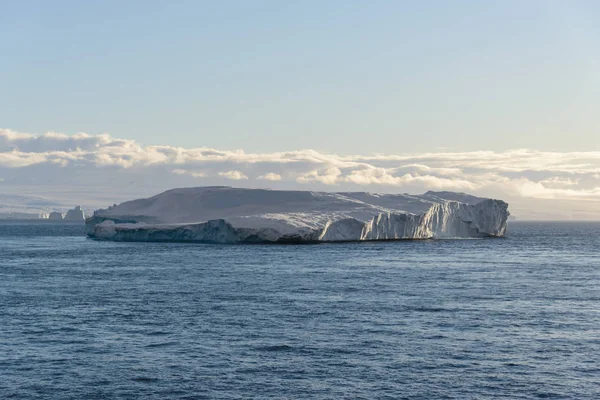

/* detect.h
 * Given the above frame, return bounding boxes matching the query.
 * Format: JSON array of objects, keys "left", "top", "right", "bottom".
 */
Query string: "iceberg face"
[{"left": 86, "top": 187, "right": 510, "bottom": 243}]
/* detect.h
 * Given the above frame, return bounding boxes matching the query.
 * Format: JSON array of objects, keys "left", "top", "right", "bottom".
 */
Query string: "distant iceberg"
[
  {"left": 86, "top": 187, "right": 509, "bottom": 243},
  {"left": 64, "top": 206, "right": 85, "bottom": 221},
  {"left": 48, "top": 211, "right": 64, "bottom": 221}
]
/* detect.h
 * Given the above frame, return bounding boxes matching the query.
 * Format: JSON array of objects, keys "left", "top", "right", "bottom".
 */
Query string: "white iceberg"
[
  {"left": 64, "top": 206, "right": 85, "bottom": 221},
  {"left": 48, "top": 211, "right": 64, "bottom": 221},
  {"left": 86, "top": 187, "right": 509, "bottom": 243}
]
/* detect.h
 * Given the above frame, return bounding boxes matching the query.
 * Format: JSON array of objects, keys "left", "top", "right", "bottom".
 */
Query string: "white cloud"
[
  {"left": 258, "top": 172, "right": 282, "bottom": 181},
  {"left": 516, "top": 179, "right": 600, "bottom": 199},
  {"left": 297, "top": 167, "right": 342, "bottom": 185},
  {"left": 2, "top": 128, "right": 600, "bottom": 220},
  {"left": 218, "top": 170, "right": 248, "bottom": 180},
  {"left": 539, "top": 177, "right": 580, "bottom": 188},
  {"left": 172, "top": 169, "right": 206, "bottom": 178}
]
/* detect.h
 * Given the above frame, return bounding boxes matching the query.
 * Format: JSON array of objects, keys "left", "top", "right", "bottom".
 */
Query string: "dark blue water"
[{"left": 1, "top": 222, "right": 599, "bottom": 399}]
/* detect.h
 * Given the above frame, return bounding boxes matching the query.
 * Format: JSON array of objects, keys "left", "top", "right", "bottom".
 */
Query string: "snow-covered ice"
[{"left": 86, "top": 186, "right": 510, "bottom": 243}]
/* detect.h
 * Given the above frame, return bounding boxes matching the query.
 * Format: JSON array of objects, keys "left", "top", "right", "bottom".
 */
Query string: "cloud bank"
[{"left": 1, "top": 128, "right": 599, "bottom": 220}]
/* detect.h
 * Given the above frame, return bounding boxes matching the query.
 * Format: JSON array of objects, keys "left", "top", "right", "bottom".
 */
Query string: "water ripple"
[{"left": 0, "top": 221, "right": 599, "bottom": 399}]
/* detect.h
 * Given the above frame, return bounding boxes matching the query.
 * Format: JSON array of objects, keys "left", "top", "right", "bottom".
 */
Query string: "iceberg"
[
  {"left": 48, "top": 211, "right": 64, "bottom": 221},
  {"left": 64, "top": 206, "right": 85, "bottom": 221},
  {"left": 86, "top": 187, "right": 509, "bottom": 243}
]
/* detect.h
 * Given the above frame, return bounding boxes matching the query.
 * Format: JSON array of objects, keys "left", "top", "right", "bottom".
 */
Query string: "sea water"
[{"left": 1, "top": 221, "right": 599, "bottom": 399}]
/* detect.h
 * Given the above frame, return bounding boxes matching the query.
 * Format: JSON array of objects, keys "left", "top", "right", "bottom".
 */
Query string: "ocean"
[{"left": 1, "top": 221, "right": 598, "bottom": 399}]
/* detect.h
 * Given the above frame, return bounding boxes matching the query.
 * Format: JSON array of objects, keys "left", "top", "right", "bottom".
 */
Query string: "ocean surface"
[{"left": 1, "top": 221, "right": 598, "bottom": 399}]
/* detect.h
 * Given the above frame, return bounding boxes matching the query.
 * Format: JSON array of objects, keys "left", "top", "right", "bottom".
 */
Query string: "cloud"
[
  {"left": 2, "top": 128, "right": 600, "bottom": 220},
  {"left": 218, "top": 170, "right": 248, "bottom": 180},
  {"left": 172, "top": 169, "right": 206, "bottom": 178},
  {"left": 297, "top": 167, "right": 342, "bottom": 185},
  {"left": 258, "top": 172, "right": 282, "bottom": 181}
]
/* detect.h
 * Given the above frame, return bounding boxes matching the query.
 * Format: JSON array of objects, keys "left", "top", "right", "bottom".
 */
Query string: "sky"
[{"left": 1, "top": 1, "right": 599, "bottom": 219}]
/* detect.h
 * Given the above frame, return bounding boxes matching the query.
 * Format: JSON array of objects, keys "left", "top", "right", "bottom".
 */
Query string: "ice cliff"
[{"left": 86, "top": 187, "right": 509, "bottom": 243}]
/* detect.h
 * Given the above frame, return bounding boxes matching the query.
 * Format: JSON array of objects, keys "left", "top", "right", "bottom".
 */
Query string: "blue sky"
[{"left": 2, "top": 0, "right": 599, "bottom": 153}]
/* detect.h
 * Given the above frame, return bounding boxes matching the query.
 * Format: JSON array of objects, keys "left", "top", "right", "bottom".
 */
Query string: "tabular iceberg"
[{"left": 86, "top": 187, "right": 509, "bottom": 243}]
